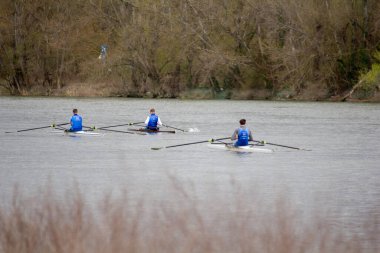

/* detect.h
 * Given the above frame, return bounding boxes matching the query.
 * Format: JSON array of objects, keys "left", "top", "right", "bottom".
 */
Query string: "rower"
[
  {"left": 145, "top": 108, "right": 162, "bottom": 131},
  {"left": 231, "top": 119, "right": 253, "bottom": 147},
  {"left": 67, "top": 108, "right": 83, "bottom": 132}
]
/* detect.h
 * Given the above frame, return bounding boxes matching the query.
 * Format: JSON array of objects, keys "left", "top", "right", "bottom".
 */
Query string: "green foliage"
[
  {"left": 354, "top": 49, "right": 380, "bottom": 98},
  {"left": 359, "top": 63, "right": 380, "bottom": 92}
]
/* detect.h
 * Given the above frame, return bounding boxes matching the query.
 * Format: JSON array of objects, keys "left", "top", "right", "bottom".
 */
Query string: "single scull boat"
[
  {"left": 52, "top": 130, "right": 103, "bottom": 136},
  {"left": 128, "top": 128, "right": 176, "bottom": 134},
  {"left": 208, "top": 143, "right": 273, "bottom": 153}
]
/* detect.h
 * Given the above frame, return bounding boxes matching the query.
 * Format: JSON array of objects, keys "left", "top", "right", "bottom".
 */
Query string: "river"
[{"left": 0, "top": 97, "right": 379, "bottom": 249}]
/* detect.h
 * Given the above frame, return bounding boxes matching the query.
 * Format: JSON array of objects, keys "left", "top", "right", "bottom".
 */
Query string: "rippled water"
[{"left": 0, "top": 97, "right": 379, "bottom": 240}]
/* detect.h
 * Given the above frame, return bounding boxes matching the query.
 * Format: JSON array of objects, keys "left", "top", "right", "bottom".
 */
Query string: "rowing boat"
[
  {"left": 66, "top": 130, "right": 103, "bottom": 136},
  {"left": 52, "top": 130, "right": 103, "bottom": 136},
  {"left": 208, "top": 143, "right": 273, "bottom": 153},
  {"left": 128, "top": 128, "right": 176, "bottom": 134}
]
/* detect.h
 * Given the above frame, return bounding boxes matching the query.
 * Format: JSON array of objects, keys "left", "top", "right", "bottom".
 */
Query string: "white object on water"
[
  {"left": 66, "top": 130, "right": 103, "bottom": 136},
  {"left": 207, "top": 143, "right": 273, "bottom": 153},
  {"left": 188, "top": 128, "right": 200, "bottom": 133},
  {"left": 51, "top": 130, "right": 103, "bottom": 137}
]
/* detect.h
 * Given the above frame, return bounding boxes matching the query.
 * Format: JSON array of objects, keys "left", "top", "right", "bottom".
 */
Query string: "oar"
[
  {"left": 5, "top": 123, "right": 69, "bottom": 133},
  {"left": 253, "top": 140, "right": 311, "bottom": 151},
  {"left": 83, "top": 125, "right": 145, "bottom": 135},
  {"left": 100, "top": 128, "right": 146, "bottom": 135},
  {"left": 162, "top": 124, "right": 186, "bottom": 132},
  {"left": 53, "top": 125, "right": 68, "bottom": 131},
  {"left": 95, "top": 122, "right": 145, "bottom": 130},
  {"left": 212, "top": 139, "right": 231, "bottom": 145},
  {"left": 151, "top": 137, "right": 230, "bottom": 150}
]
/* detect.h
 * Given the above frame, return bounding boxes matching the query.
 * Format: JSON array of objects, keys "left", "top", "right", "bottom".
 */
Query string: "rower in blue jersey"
[
  {"left": 145, "top": 108, "right": 162, "bottom": 131},
  {"left": 231, "top": 119, "right": 253, "bottom": 147},
  {"left": 68, "top": 108, "right": 83, "bottom": 132}
]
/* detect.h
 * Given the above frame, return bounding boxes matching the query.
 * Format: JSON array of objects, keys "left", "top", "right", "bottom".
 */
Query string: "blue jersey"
[
  {"left": 147, "top": 114, "right": 159, "bottom": 129},
  {"left": 236, "top": 128, "right": 250, "bottom": 146},
  {"left": 70, "top": 114, "right": 82, "bottom": 131}
]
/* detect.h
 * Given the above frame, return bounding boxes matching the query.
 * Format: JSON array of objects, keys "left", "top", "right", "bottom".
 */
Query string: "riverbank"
[{"left": 1, "top": 81, "right": 379, "bottom": 102}]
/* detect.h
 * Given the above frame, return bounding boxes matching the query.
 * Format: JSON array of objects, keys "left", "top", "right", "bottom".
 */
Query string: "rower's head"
[
  {"left": 73, "top": 108, "right": 78, "bottom": 115},
  {"left": 239, "top": 119, "right": 246, "bottom": 125},
  {"left": 150, "top": 108, "right": 155, "bottom": 114}
]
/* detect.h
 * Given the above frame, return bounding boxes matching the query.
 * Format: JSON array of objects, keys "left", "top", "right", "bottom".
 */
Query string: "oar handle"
[
  {"left": 212, "top": 139, "right": 229, "bottom": 145},
  {"left": 53, "top": 125, "right": 67, "bottom": 131},
  {"left": 129, "top": 122, "right": 145, "bottom": 126}
]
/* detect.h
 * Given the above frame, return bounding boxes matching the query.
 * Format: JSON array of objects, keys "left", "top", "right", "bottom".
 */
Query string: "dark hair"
[
  {"left": 239, "top": 119, "right": 246, "bottom": 125},
  {"left": 150, "top": 108, "right": 155, "bottom": 113},
  {"left": 73, "top": 109, "right": 78, "bottom": 114}
]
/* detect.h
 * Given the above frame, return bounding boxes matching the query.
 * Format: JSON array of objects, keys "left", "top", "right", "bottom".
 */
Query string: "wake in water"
[{"left": 187, "top": 128, "right": 200, "bottom": 133}]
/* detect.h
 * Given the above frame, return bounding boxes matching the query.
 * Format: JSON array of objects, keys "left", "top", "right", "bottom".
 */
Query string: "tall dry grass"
[{"left": 0, "top": 183, "right": 378, "bottom": 253}]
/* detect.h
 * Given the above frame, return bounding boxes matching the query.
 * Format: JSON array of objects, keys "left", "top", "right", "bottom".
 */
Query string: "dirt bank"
[{"left": 1, "top": 82, "right": 379, "bottom": 102}]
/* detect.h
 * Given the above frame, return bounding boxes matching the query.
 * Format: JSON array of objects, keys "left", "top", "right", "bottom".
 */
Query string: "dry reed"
[{"left": 0, "top": 182, "right": 378, "bottom": 253}]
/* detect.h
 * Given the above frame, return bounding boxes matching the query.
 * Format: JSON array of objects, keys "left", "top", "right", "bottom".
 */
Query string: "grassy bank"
[{"left": 0, "top": 185, "right": 378, "bottom": 253}]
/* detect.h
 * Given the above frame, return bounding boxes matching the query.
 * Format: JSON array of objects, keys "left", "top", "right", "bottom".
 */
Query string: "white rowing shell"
[
  {"left": 207, "top": 143, "right": 273, "bottom": 153},
  {"left": 51, "top": 130, "right": 103, "bottom": 136},
  {"left": 66, "top": 130, "right": 103, "bottom": 136}
]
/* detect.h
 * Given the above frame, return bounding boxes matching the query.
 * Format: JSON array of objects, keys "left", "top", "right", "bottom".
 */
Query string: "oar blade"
[{"left": 151, "top": 147, "right": 164, "bottom": 150}]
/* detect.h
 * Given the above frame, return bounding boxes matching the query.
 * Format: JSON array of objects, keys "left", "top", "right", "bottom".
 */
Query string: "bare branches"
[{"left": 0, "top": 0, "right": 379, "bottom": 98}]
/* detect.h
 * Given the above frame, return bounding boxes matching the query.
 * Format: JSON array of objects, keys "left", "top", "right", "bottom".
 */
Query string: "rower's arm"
[
  {"left": 231, "top": 129, "right": 238, "bottom": 140},
  {"left": 157, "top": 117, "right": 162, "bottom": 126},
  {"left": 249, "top": 130, "right": 253, "bottom": 141},
  {"left": 144, "top": 116, "right": 150, "bottom": 125}
]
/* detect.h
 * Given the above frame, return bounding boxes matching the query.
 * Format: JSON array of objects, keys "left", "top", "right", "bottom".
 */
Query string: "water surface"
[{"left": 0, "top": 97, "right": 379, "bottom": 242}]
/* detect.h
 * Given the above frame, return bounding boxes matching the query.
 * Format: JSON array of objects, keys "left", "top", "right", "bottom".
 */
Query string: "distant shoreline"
[{"left": 1, "top": 82, "right": 379, "bottom": 102}]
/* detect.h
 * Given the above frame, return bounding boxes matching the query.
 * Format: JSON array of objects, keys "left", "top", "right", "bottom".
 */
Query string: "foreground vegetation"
[
  {"left": 0, "top": 184, "right": 378, "bottom": 253},
  {"left": 0, "top": 0, "right": 380, "bottom": 100}
]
